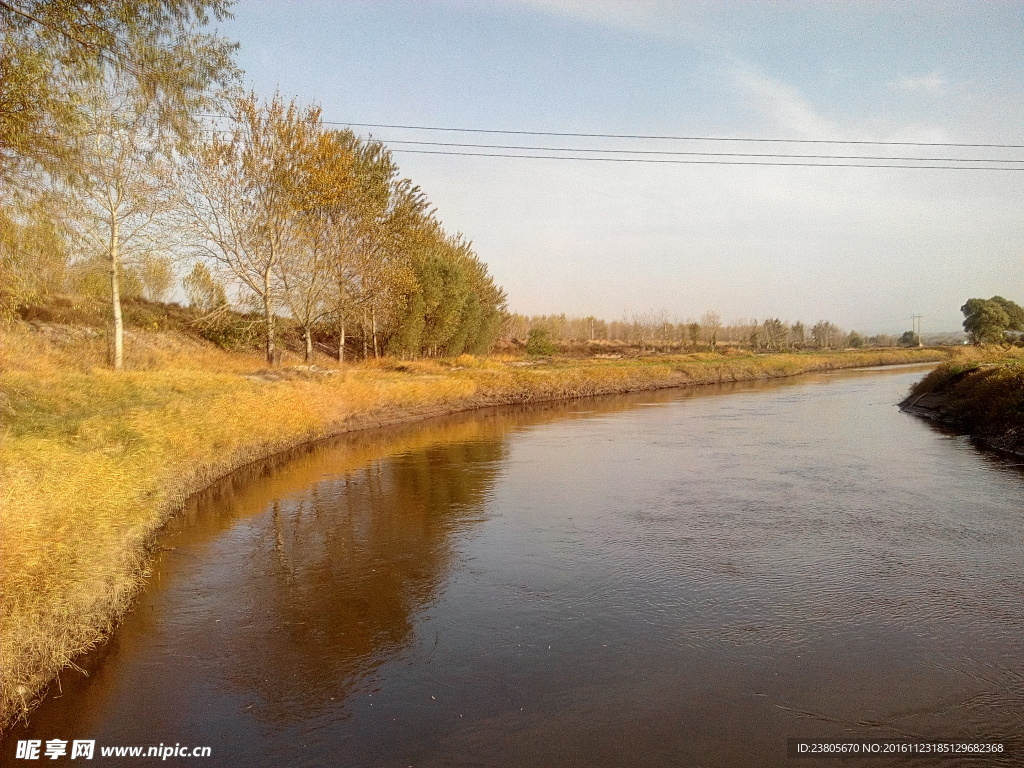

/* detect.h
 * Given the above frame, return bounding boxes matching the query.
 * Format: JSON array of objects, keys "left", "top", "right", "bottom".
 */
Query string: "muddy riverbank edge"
[
  {"left": 0, "top": 343, "right": 945, "bottom": 734},
  {"left": 900, "top": 353, "right": 1024, "bottom": 457}
]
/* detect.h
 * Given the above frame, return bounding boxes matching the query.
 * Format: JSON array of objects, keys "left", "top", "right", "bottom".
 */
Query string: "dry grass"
[
  {"left": 906, "top": 346, "right": 1024, "bottom": 445},
  {"left": 909, "top": 345, "right": 1024, "bottom": 396},
  {"left": 0, "top": 323, "right": 948, "bottom": 732}
]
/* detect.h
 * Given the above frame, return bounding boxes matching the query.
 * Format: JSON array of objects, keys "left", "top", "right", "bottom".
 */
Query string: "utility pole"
[{"left": 912, "top": 314, "right": 923, "bottom": 347}]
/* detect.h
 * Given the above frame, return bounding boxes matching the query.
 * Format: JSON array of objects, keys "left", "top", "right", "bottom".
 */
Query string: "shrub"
[{"left": 525, "top": 328, "right": 558, "bottom": 356}]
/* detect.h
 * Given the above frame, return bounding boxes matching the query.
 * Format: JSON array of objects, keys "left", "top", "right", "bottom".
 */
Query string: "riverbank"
[
  {"left": 0, "top": 322, "right": 945, "bottom": 732},
  {"left": 901, "top": 346, "right": 1024, "bottom": 455}
]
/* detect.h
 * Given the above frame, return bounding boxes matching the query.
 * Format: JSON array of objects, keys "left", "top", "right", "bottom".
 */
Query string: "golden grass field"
[{"left": 0, "top": 323, "right": 947, "bottom": 732}]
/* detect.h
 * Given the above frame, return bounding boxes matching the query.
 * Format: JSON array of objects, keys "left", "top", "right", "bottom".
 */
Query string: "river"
[{"left": 5, "top": 365, "right": 1024, "bottom": 767}]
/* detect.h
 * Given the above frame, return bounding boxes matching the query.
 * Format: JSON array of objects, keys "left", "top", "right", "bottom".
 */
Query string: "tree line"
[
  {"left": 507, "top": 312, "right": 899, "bottom": 350},
  {"left": 1, "top": 0, "right": 506, "bottom": 367}
]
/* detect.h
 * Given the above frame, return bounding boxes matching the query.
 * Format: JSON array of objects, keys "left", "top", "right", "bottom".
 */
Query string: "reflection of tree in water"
[
  {"left": 222, "top": 438, "right": 506, "bottom": 722},
  {"left": 176, "top": 388, "right": 756, "bottom": 724},
  {"left": 12, "top": 384, "right": 792, "bottom": 746}
]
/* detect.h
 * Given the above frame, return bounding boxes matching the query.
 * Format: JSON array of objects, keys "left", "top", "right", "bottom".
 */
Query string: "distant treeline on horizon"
[{"left": 505, "top": 312, "right": 959, "bottom": 349}]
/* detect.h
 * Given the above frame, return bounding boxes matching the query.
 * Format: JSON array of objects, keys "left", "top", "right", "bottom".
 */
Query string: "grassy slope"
[
  {"left": 905, "top": 346, "right": 1024, "bottom": 450},
  {"left": 0, "top": 323, "right": 946, "bottom": 731}
]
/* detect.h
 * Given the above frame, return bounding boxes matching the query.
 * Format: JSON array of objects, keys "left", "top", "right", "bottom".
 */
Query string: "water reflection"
[
  {"left": 8, "top": 391, "right": 720, "bottom": 759},
  {"left": 10, "top": 365, "right": 1024, "bottom": 768},
  {"left": 224, "top": 440, "right": 506, "bottom": 723}
]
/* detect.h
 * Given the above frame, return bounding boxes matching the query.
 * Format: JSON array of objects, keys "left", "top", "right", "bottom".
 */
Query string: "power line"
[
  {"left": 192, "top": 114, "right": 1024, "bottom": 167},
  {"left": 190, "top": 126, "right": 1024, "bottom": 169},
  {"left": 388, "top": 148, "right": 1024, "bottom": 170},
  {"left": 195, "top": 114, "right": 1024, "bottom": 149},
  {"left": 192, "top": 127, "right": 1023, "bottom": 164},
  {"left": 382, "top": 139, "right": 1024, "bottom": 164},
  {"left": 330, "top": 120, "right": 1024, "bottom": 150}
]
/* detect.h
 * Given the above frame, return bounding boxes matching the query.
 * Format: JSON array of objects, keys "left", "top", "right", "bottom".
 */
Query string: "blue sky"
[{"left": 220, "top": 1, "right": 1024, "bottom": 333}]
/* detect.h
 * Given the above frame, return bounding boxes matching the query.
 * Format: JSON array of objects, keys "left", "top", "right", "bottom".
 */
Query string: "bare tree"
[
  {"left": 700, "top": 310, "right": 722, "bottom": 350},
  {"left": 811, "top": 320, "right": 840, "bottom": 349},
  {"left": 62, "top": 75, "right": 177, "bottom": 368},
  {"left": 178, "top": 93, "right": 314, "bottom": 365}
]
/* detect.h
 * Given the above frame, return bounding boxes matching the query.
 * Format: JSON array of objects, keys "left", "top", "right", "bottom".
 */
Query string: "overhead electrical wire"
[
  {"left": 327, "top": 120, "right": 1024, "bottom": 150},
  {"left": 9, "top": 0, "right": 1021, "bottom": 170},
  {"left": 194, "top": 124, "right": 1024, "bottom": 170},
  {"left": 381, "top": 139, "right": 1023, "bottom": 164},
  {"left": 5, "top": 4, "right": 1017, "bottom": 162},
  {"left": 194, "top": 114, "right": 1024, "bottom": 150},
  {"left": 385, "top": 149, "right": 1024, "bottom": 171}
]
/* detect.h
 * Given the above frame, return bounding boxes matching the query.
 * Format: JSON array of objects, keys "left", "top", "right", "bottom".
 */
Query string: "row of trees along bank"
[
  {"left": 0, "top": 1, "right": 506, "bottom": 367},
  {"left": 176, "top": 95, "right": 506, "bottom": 364},
  {"left": 507, "top": 312, "right": 894, "bottom": 350}
]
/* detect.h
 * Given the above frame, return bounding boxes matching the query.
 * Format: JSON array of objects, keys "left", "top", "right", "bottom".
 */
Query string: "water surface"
[{"left": 7, "top": 366, "right": 1024, "bottom": 767}]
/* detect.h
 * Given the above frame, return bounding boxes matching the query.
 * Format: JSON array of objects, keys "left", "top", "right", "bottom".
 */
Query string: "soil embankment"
[
  {"left": 900, "top": 348, "right": 1024, "bottom": 455},
  {"left": 0, "top": 323, "right": 947, "bottom": 733}
]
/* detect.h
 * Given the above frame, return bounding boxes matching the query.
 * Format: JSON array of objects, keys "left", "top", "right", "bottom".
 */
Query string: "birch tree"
[
  {"left": 360, "top": 178, "right": 429, "bottom": 357},
  {"left": 283, "top": 127, "right": 358, "bottom": 363},
  {"left": 305, "top": 130, "right": 390, "bottom": 362},
  {"left": 179, "top": 93, "right": 313, "bottom": 365},
  {"left": 700, "top": 310, "right": 722, "bottom": 350},
  {"left": 347, "top": 144, "right": 405, "bottom": 359},
  {"left": 63, "top": 75, "right": 177, "bottom": 369}
]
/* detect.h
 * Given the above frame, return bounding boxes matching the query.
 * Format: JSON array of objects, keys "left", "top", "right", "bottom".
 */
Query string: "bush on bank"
[{"left": 907, "top": 346, "right": 1024, "bottom": 444}]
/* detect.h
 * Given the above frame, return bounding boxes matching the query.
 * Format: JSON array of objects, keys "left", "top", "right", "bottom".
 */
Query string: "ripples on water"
[{"left": 6, "top": 367, "right": 1024, "bottom": 767}]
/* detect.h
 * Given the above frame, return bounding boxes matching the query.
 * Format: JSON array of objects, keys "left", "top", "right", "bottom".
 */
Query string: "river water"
[{"left": 6, "top": 365, "right": 1024, "bottom": 767}]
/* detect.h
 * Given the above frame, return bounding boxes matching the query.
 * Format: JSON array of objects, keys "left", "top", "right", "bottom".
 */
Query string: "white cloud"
[
  {"left": 733, "top": 67, "right": 955, "bottom": 145},
  {"left": 731, "top": 66, "right": 845, "bottom": 139},
  {"left": 891, "top": 72, "right": 948, "bottom": 94}
]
